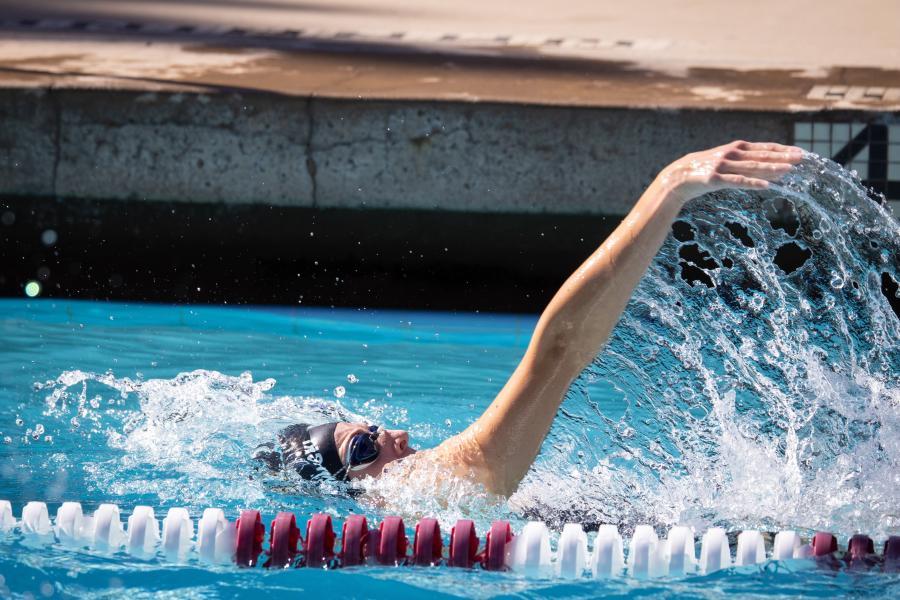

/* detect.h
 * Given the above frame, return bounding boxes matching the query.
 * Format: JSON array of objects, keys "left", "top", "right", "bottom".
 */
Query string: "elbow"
[{"left": 532, "top": 317, "right": 596, "bottom": 378}]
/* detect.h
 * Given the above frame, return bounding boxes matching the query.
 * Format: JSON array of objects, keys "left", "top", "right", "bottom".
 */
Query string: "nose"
[{"left": 389, "top": 429, "right": 410, "bottom": 454}]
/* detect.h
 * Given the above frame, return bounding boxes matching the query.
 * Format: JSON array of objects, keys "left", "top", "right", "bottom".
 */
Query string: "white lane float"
[
  {"left": 666, "top": 526, "right": 698, "bottom": 575},
  {"left": 699, "top": 527, "right": 732, "bottom": 574},
  {"left": 628, "top": 525, "right": 667, "bottom": 578},
  {"left": 509, "top": 521, "right": 552, "bottom": 576},
  {"left": 590, "top": 524, "right": 625, "bottom": 578},
  {"left": 21, "top": 501, "right": 52, "bottom": 536},
  {"left": 55, "top": 502, "right": 86, "bottom": 545},
  {"left": 162, "top": 507, "right": 194, "bottom": 560},
  {"left": 197, "top": 507, "right": 235, "bottom": 564},
  {"left": 127, "top": 506, "right": 161, "bottom": 557},
  {"left": 0, "top": 500, "right": 15, "bottom": 530},
  {"left": 735, "top": 530, "right": 766, "bottom": 566},
  {"left": 556, "top": 523, "right": 588, "bottom": 578},
  {"left": 773, "top": 530, "right": 802, "bottom": 560},
  {"left": 90, "top": 503, "right": 127, "bottom": 550}
]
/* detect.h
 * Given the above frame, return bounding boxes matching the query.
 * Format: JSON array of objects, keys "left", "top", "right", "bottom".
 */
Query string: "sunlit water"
[{"left": 0, "top": 155, "right": 898, "bottom": 598}]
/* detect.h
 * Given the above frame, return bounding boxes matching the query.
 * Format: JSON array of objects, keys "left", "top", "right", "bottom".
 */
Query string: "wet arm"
[{"left": 439, "top": 141, "right": 803, "bottom": 496}]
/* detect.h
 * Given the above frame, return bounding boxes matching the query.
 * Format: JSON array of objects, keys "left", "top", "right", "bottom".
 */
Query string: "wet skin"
[
  {"left": 326, "top": 141, "right": 804, "bottom": 496},
  {"left": 333, "top": 422, "right": 415, "bottom": 479}
]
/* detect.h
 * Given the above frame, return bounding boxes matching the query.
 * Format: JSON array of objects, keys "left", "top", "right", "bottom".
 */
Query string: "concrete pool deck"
[
  {"left": 0, "top": 1, "right": 898, "bottom": 309},
  {"left": 2, "top": 0, "right": 900, "bottom": 214}
]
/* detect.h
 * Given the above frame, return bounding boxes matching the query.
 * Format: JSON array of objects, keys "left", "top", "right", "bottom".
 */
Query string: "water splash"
[
  {"left": 34, "top": 369, "right": 368, "bottom": 508},
  {"left": 517, "top": 155, "right": 899, "bottom": 538},
  {"left": 359, "top": 452, "right": 513, "bottom": 533}
]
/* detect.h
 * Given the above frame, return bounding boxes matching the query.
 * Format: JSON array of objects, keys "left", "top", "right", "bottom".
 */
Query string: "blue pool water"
[{"left": 1, "top": 155, "right": 899, "bottom": 597}]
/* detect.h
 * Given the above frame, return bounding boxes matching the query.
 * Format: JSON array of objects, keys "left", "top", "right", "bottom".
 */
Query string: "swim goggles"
[{"left": 342, "top": 425, "right": 382, "bottom": 477}]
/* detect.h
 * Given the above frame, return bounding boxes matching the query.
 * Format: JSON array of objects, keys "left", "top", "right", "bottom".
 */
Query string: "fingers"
[
  {"left": 734, "top": 141, "right": 803, "bottom": 155},
  {"left": 725, "top": 149, "right": 803, "bottom": 164},
  {"left": 720, "top": 159, "right": 794, "bottom": 180},
  {"left": 714, "top": 173, "right": 770, "bottom": 190}
]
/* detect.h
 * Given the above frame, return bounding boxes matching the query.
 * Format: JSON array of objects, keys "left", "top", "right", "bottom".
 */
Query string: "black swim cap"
[{"left": 277, "top": 422, "right": 346, "bottom": 482}]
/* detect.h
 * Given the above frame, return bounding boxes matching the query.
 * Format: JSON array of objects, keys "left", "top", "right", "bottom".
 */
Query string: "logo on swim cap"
[
  {"left": 299, "top": 438, "right": 332, "bottom": 479},
  {"left": 277, "top": 421, "right": 345, "bottom": 482}
]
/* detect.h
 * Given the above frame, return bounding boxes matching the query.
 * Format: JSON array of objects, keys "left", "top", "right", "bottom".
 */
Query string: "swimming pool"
[{"left": 1, "top": 156, "right": 899, "bottom": 597}]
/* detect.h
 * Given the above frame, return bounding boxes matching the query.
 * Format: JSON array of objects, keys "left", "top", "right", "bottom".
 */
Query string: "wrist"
[{"left": 648, "top": 165, "right": 690, "bottom": 209}]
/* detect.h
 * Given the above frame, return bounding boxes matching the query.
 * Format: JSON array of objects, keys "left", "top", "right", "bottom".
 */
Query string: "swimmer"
[{"left": 256, "top": 140, "right": 804, "bottom": 497}]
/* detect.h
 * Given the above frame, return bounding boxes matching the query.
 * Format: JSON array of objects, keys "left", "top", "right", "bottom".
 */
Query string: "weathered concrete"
[
  {"left": 3, "top": 89, "right": 796, "bottom": 215},
  {"left": 311, "top": 101, "right": 791, "bottom": 214},
  {"left": 55, "top": 91, "right": 313, "bottom": 205},
  {"left": 0, "top": 88, "right": 56, "bottom": 197}
]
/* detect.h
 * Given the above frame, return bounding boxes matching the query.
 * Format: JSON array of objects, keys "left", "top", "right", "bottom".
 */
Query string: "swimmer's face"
[{"left": 334, "top": 422, "right": 415, "bottom": 479}]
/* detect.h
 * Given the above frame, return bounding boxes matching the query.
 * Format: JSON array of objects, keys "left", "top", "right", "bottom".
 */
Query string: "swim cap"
[{"left": 277, "top": 422, "right": 346, "bottom": 482}]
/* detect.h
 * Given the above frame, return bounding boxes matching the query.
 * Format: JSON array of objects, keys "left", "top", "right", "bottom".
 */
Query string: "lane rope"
[{"left": 1, "top": 499, "right": 898, "bottom": 577}]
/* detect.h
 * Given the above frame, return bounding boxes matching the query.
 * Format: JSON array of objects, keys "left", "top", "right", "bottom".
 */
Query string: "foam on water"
[
  {"left": 514, "top": 154, "right": 900, "bottom": 538},
  {"left": 33, "top": 369, "right": 376, "bottom": 509}
]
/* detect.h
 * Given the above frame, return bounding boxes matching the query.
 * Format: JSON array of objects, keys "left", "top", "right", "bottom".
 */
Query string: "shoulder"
[{"left": 428, "top": 431, "right": 508, "bottom": 495}]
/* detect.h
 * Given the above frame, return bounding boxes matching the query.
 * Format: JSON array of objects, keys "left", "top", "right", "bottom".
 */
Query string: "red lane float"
[
  {"left": 339, "top": 515, "right": 369, "bottom": 567},
  {"left": 846, "top": 534, "right": 876, "bottom": 570},
  {"left": 413, "top": 518, "right": 442, "bottom": 566},
  {"left": 484, "top": 520, "right": 512, "bottom": 571},
  {"left": 449, "top": 519, "right": 479, "bottom": 568},
  {"left": 376, "top": 516, "right": 409, "bottom": 565},
  {"left": 884, "top": 536, "right": 900, "bottom": 573},
  {"left": 234, "top": 510, "right": 265, "bottom": 567},
  {"left": 304, "top": 513, "right": 336, "bottom": 568},
  {"left": 266, "top": 512, "right": 300, "bottom": 569},
  {"left": 848, "top": 534, "right": 874, "bottom": 559},
  {"left": 812, "top": 532, "right": 838, "bottom": 556}
]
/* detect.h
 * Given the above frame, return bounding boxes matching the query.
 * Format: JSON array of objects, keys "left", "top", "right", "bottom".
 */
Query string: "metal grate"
[{"left": 793, "top": 121, "right": 900, "bottom": 201}]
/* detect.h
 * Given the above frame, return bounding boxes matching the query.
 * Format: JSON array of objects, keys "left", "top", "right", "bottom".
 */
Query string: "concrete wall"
[{"left": 1, "top": 89, "right": 793, "bottom": 215}]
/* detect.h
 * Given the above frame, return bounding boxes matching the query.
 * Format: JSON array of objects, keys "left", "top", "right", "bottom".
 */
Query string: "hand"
[{"left": 659, "top": 140, "right": 804, "bottom": 205}]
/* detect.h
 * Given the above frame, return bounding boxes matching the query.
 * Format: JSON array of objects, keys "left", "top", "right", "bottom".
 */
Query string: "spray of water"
[
  {"left": 35, "top": 369, "right": 372, "bottom": 509},
  {"left": 513, "top": 155, "right": 899, "bottom": 538}
]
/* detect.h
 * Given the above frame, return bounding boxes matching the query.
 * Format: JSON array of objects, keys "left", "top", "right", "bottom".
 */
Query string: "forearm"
[
  {"left": 538, "top": 172, "right": 684, "bottom": 373},
  {"left": 457, "top": 176, "right": 684, "bottom": 494}
]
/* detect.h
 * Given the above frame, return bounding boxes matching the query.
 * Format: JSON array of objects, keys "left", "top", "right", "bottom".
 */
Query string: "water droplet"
[
  {"left": 15, "top": 417, "right": 23, "bottom": 427},
  {"left": 749, "top": 293, "right": 765, "bottom": 311},
  {"left": 829, "top": 271, "right": 845, "bottom": 289},
  {"left": 333, "top": 386, "right": 346, "bottom": 398},
  {"left": 346, "top": 374, "right": 358, "bottom": 384}
]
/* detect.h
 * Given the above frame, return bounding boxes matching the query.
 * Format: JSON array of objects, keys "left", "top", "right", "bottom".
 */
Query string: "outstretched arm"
[{"left": 434, "top": 141, "right": 803, "bottom": 496}]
